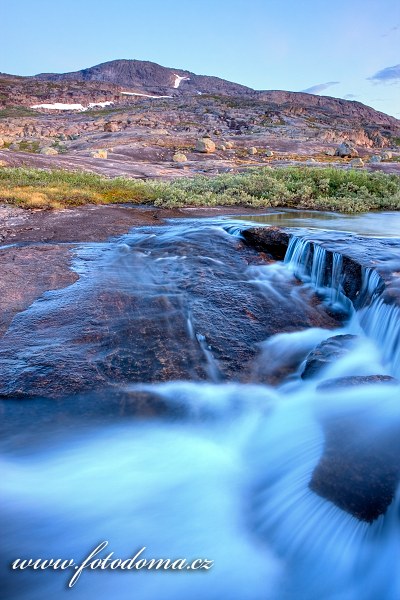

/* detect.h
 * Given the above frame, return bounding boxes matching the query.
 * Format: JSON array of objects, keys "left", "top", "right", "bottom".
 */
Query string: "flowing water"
[{"left": 1, "top": 212, "right": 400, "bottom": 600}]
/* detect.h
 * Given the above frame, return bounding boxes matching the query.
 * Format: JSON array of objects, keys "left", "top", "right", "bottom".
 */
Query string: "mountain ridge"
[
  {"left": 35, "top": 58, "right": 255, "bottom": 97},
  {"left": 32, "top": 59, "right": 399, "bottom": 129}
]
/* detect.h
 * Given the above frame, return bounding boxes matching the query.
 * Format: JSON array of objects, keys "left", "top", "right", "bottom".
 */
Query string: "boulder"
[
  {"left": 381, "top": 151, "right": 393, "bottom": 161},
  {"left": 218, "top": 144, "right": 226, "bottom": 151},
  {"left": 39, "top": 147, "right": 58, "bottom": 156},
  {"left": 265, "top": 150, "right": 274, "bottom": 157},
  {"left": 301, "top": 334, "right": 358, "bottom": 380},
  {"left": 335, "top": 142, "right": 358, "bottom": 158},
  {"left": 0, "top": 138, "right": 4, "bottom": 148},
  {"left": 325, "top": 147, "right": 336, "bottom": 156},
  {"left": 195, "top": 138, "right": 216, "bottom": 153},
  {"left": 90, "top": 149, "right": 108, "bottom": 159},
  {"left": 248, "top": 146, "right": 258, "bottom": 155},
  {"left": 310, "top": 374, "right": 400, "bottom": 523},
  {"left": 104, "top": 122, "right": 119, "bottom": 133},
  {"left": 368, "top": 155, "right": 382, "bottom": 163},
  {"left": 349, "top": 158, "right": 364, "bottom": 167},
  {"left": 172, "top": 152, "right": 188, "bottom": 163},
  {"left": 225, "top": 141, "right": 234, "bottom": 149},
  {"left": 306, "top": 158, "right": 316, "bottom": 164}
]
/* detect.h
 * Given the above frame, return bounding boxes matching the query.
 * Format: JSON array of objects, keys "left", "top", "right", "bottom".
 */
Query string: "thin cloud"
[
  {"left": 368, "top": 64, "right": 400, "bottom": 83},
  {"left": 344, "top": 94, "right": 358, "bottom": 99},
  {"left": 381, "top": 24, "right": 399, "bottom": 38},
  {"left": 301, "top": 81, "right": 340, "bottom": 94}
]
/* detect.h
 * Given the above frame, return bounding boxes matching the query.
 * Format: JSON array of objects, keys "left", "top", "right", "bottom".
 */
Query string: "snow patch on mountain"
[
  {"left": 121, "top": 92, "right": 173, "bottom": 99},
  {"left": 30, "top": 101, "right": 114, "bottom": 111},
  {"left": 31, "top": 103, "right": 85, "bottom": 111},
  {"left": 173, "top": 74, "right": 190, "bottom": 89}
]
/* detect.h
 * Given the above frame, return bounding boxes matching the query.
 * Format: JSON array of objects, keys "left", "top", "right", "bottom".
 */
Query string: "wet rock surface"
[
  {"left": 242, "top": 227, "right": 291, "bottom": 260},
  {"left": 0, "top": 245, "right": 78, "bottom": 336},
  {"left": 317, "top": 374, "right": 398, "bottom": 390},
  {"left": 0, "top": 223, "right": 341, "bottom": 399},
  {"left": 301, "top": 334, "right": 358, "bottom": 379}
]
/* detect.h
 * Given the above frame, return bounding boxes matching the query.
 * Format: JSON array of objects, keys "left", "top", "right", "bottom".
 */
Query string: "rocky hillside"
[
  {"left": 0, "top": 59, "right": 399, "bottom": 178},
  {"left": 0, "top": 73, "right": 124, "bottom": 110}
]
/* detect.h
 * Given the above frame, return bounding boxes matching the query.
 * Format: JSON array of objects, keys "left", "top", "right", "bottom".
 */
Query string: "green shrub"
[{"left": 0, "top": 166, "right": 399, "bottom": 212}]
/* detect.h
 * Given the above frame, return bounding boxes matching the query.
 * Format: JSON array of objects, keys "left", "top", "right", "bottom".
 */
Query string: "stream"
[{"left": 1, "top": 210, "right": 400, "bottom": 600}]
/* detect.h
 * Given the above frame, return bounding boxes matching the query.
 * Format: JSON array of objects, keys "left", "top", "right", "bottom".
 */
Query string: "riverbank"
[{"left": 1, "top": 166, "right": 400, "bottom": 211}]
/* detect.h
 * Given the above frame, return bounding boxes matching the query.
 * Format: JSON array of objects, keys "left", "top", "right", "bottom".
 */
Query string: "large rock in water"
[
  {"left": 317, "top": 374, "right": 397, "bottom": 390},
  {"left": 335, "top": 142, "right": 358, "bottom": 158},
  {"left": 195, "top": 138, "right": 216, "bottom": 153},
  {"left": 301, "top": 334, "right": 358, "bottom": 379},
  {"left": 310, "top": 377, "right": 400, "bottom": 522}
]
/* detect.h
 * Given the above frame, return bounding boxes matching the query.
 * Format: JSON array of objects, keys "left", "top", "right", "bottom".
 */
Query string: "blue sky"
[{"left": 2, "top": 0, "right": 399, "bottom": 117}]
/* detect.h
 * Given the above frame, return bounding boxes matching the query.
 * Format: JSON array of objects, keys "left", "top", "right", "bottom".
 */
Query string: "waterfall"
[
  {"left": 284, "top": 236, "right": 400, "bottom": 377},
  {"left": 196, "top": 333, "right": 222, "bottom": 382},
  {"left": 330, "top": 252, "right": 343, "bottom": 303},
  {"left": 310, "top": 244, "right": 327, "bottom": 289},
  {"left": 284, "top": 237, "right": 312, "bottom": 280},
  {"left": 285, "top": 237, "right": 341, "bottom": 298},
  {"left": 358, "top": 268, "right": 400, "bottom": 376}
]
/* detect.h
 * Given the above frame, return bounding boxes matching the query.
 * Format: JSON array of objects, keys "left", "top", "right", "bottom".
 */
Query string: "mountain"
[
  {"left": 35, "top": 59, "right": 254, "bottom": 97},
  {"left": 33, "top": 59, "right": 399, "bottom": 131}
]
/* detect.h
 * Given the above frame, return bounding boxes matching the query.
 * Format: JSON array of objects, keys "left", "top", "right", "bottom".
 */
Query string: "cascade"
[{"left": 284, "top": 235, "right": 400, "bottom": 376}]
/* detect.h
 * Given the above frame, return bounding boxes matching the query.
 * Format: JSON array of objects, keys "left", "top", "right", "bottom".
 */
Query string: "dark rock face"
[
  {"left": 242, "top": 227, "right": 291, "bottom": 260},
  {"left": 301, "top": 335, "right": 358, "bottom": 379}
]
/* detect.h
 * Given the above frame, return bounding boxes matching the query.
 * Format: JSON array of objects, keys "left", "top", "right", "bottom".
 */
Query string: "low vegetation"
[{"left": 0, "top": 166, "right": 399, "bottom": 212}]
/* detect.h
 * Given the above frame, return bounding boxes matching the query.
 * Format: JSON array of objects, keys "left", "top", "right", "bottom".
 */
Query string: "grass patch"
[
  {"left": 0, "top": 169, "right": 158, "bottom": 209},
  {"left": 0, "top": 106, "right": 37, "bottom": 119},
  {"left": 17, "top": 140, "right": 41, "bottom": 154},
  {"left": 0, "top": 166, "right": 399, "bottom": 212}
]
